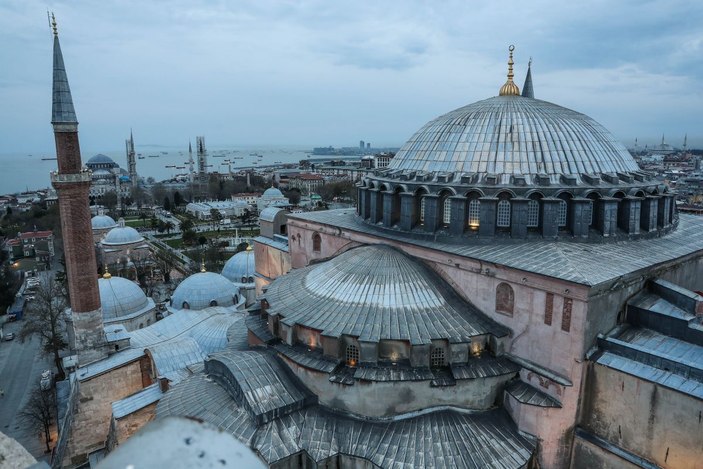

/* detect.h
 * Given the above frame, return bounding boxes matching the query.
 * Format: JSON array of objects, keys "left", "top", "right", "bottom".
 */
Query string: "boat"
[
  {"left": 148, "top": 155, "right": 159, "bottom": 158},
  {"left": 138, "top": 156, "right": 145, "bottom": 159},
  {"left": 41, "top": 157, "right": 57, "bottom": 161}
]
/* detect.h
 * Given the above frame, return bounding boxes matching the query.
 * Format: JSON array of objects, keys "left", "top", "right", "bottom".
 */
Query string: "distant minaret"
[
  {"left": 521, "top": 57, "right": 534, "bottom": 99},
  {"left": 683, "top": 134, "right": 688, "bottom": 152},
  {"left": 48, "top": 14, "right": 106, "bottom": 364},
  {"left": 196, "top": 136, "right": 207, "bottom": 181},
  {"left": 187, "top": 140, "right": 195, "bottom": 179},
  {"left": 661, "top": 134, "right": 666, "bottom": 146},
  {"left": 125, "top": 129, "right": 137, "bottom": 187}
]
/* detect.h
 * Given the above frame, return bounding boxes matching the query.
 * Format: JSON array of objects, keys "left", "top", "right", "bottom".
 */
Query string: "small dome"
[
  {"left": 171, "top": 272, "right": 238, "bottom": 310},
  {"left": 86, "top": 154, "right": 118, "bottom": 167},
  {"left": 92, "top": 214, "right": 118, "bottom": 230},
  {"left": 221, "top": 249, "right": 255, "bottom": 284},
  {"left": 263, "top": 187, "right": 284, "bottom": 198},
  {"left": 98, "top": 276, "right": 150, "bottom": 321},
  {"left": 102, "top": 221, "right": 144, "bottom": 246}
]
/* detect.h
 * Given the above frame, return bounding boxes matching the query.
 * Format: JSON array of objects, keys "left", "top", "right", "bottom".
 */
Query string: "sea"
[{"left": 0, "top": 144, "right": 320, "bottom": 195}]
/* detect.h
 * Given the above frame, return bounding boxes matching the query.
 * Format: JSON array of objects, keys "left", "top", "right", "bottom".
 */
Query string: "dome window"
[
  {"left": 182, "top": 301, "right": 190, "bottom": 310},
  {"left": 346, "top": 344, "right": 359, "bottom": 367},
  {"left": 248, "top": 276, "right": 254, "bottom": 283},
  {"left": 527, "top": 200, "right": 540, "bottom": 227},
  {"left": 467, "top": 199, "right": 480, "bottom": 228},
  {"left": 241, "top": 276, "right": 247, "bottom": 283},
  {"left": 209, "top": 300, "right": 218, "bottom": 307},
  {"left": 557, "top": 200, "right": 568, "bottom": 227},
  {"left": 312, "top": 232, "right": 321, "bottom": 253},
  {"left": 496, "top": 282, "right": 515, "bottom": 316},
  {"left": 430, "top": 347, "right": 446, "bottom": 368},
  {"left": 497, "top": 200, "right": 511, "bottom": 227},
  {"left": 442, "top": 197, "right": 452, "bottom": 225}
]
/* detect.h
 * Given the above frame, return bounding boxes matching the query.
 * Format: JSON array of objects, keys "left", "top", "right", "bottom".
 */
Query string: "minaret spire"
[
  {"left": 499, "top": 45, "right": 520, "bottom": 96},
  {"left": 521, "top": 57, "right": 534, "bottom": 99},
  {"left": 51, "top": 13, "right": 78, "bottom": 128}
]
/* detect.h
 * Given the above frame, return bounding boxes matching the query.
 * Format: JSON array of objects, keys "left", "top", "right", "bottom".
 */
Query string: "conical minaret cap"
[
  {"left": 521, "top": 57, "right": 534, "bottom": 99},
  {"left": 51, "top": 13, "right": 78, "bottom": 125}
]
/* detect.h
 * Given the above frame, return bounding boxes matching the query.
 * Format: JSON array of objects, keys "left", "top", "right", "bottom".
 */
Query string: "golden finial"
[
  {"left": 103, "top": 265, "right": 112, "bottom": 279},
  {"left": 499, "top": 45, "right": 520, "bottom": 96},
  {"left": 200, "top": 259, "right": 206, "bottom": 272},
  {"left": 49, "top": 12, "right": 58, "bottom": 37},
  {"left": 246, "top": 244, "right": 253, "bottom": 252}
]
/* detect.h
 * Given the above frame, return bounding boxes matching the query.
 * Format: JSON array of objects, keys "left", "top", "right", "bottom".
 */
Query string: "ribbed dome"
[
  {"left": 98, "top": 276, "right": 150, "bottom": 321},
  {"left": 86, "top": 154, "right": 118, "bottom": 167},
  {"left": 91, "top": 214, "right": 118, "bottom": 230},
  {"left": 221, "top": 249, "right": 255, "bottom": 284},
  {"left": 263, "top": 245, "right": 505, "bottom": 344},
  {"left": 102, "top": 226, "right": 144, "bottom": 245},
  {"left": 389, "top": 96, "right": 639, "bottom": 176},
  {"left": 171, "top": 272, "right": 238, "bottom": 311}
]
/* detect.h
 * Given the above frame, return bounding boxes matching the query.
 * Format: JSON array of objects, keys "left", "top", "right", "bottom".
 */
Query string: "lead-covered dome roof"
[
  {"left": 86, "top": 153, "right": 118, "bottom": 167},
  {"left": 91, "top": 214, "right": 118, "bottom": 230},
  {"left": 171, "top": 272, "right": 238, "bottom": 311},
  {"left": 262, "top": 187, "right": 284, "bottom": 197},
  {"left": 102, "top": 225, "right": 144, "bottom": 245},
  {"left": 390, "top": 96, "right": 639, "bottom": 177},
  {"left": 221, "top": 249, "right": 255, "bottom": 284},
  {"left": 98, "top": 275, "right": 152, "bottom": 321},
  {"left": 262, "top": 245, "right": 506, "bottom": 344}
]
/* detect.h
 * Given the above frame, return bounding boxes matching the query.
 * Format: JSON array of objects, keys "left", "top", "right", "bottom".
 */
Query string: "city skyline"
[{"left": 1, "top": 0, "right": 702, "bottom": 153}]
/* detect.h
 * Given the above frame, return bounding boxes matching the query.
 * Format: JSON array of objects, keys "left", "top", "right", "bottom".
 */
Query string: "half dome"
[
  {"left": 389, "top": 96, "right": 639, "bottom": 176},
  {"left": 98, "top": 276, "right": 151, "bottom": 321},
  {"left": 221, "top": 249, "right": 255, "bottom": 284},
  {"left": 171, "top": 272, "right": 238, "bottom": 311},
  {"left": 263, "top": 245, "right": 506, "bottom": 344}
]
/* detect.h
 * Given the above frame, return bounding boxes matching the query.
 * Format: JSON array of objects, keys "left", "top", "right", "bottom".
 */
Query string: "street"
[{"left": 0, "top": 273, "right": 54, "bottom": 463}]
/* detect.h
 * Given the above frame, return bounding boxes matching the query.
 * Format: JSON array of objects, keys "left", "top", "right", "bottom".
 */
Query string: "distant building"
[
  {"left": 256, "top": 187, "right": 289, "bottom": 212},
  {"left": 231, "top": 192, "right": 262, "bottom": 205},
  {"left": 185, "top": 200, "right": 252, "bottom": 220},
  {"left": 7, "top": 229, "right": 54, "bottom": 269},
  {"left": 85, "top": 154, "right": 132, "bottom": 204},
  {"left": 287, "top": 173, "right": 325, "bottom": 194}
]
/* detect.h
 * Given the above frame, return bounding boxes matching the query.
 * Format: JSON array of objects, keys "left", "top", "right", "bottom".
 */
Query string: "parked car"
[{"left": 3, "top": 333, "right": 15, "bottom": 341}]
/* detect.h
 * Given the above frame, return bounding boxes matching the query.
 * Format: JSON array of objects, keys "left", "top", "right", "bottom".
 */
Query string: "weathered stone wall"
[
  {"left": 570, "top": 436, "right": 641, "bottom": 469},
  {"left": 111, "top": 402, "right": 157, "bottom": 449},
  {"left": 66, "top": 360, "right": 146, "bottom": 466},
  {"left": 280, "top": 354, "right": 514, "bottom": 417},
  {"left": 579, "top": 361, "right": 703, "bottom": 469},
  {"left": 253, "top": 241, "right": 292, "bottom": 296}
]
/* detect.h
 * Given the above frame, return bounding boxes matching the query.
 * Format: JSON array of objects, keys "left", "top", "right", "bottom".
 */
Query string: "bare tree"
[
  {"left": 20, "top": 277, "right": 68, "bottom": 379},
  {"left": 20, "top": 384, "right": 56, "bottom": 454}
]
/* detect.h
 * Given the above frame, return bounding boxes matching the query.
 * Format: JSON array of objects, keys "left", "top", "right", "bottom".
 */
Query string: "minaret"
[
  {"left": 521, "top": 57, "right": 534, "bottom": 99},
  {"left": 683, "top": 134, "right": 688, "bottom": 152},
  {"left": 126, "top": 129, "right": 137, "bottom": 187},
  {"left": 187, "top": 140, "right": 194, "bottom": 177},
  {"left": 48, "top": 14, "right": 106, "bottom": 364},
  {"left": 196, "top": 135, "right": 207, "bottom": 181}
]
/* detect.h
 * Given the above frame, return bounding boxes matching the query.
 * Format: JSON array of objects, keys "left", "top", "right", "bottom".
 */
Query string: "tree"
[
  {"left": 101, "top": 191, "right": 118, "bottom": 212},
  {"left": 209, "top": 208, "right": 222, "bottom": 227},
  {"left": 20, "top": 384, "right": 56, "bottom": 454},
  {"left": 285, "top": 188, "right": 301, "bottom": 205},
  {"left": 20, "top": 277, "right": 68, "bottom": 379},
  {"left": 150, "top": 216, "right": 159, "bottom": 230},
  {"left": 140, "top": 212, "right": 148, "bottom": 227},
  {"left": 164, "top": 221, "right": 174, "bottom": 234},
  {"left": 173, "top": 191, "right": 183, "bottom": 207},
  {"left": 182, "top": 229, "right": 197, "bottom": 246},
  {"left": 163, "top": 196, "right": 172, "bottom": 212},
  {"left": 180, "top": 218, "right": 194, "bottom": 232}
]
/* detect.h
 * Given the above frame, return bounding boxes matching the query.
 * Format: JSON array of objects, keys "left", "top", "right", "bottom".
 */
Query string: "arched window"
[
  {"left": 346, "top": 344, "right": 359, "bottom": 367},
  {"left": 419, "top": 197, "right": 426, "bottom": 223},
  {"left": 586, "top": 200, "right": 594, "bottom": 226},
  {"left": 442, "top": 197, "right": 452, "bottom": 225},
  {"left": 495, "top": 282, "right": 515, "bottom": 316},
  {"left": 209, "top": 300, "right": 218, "bottom": 307},
  {"left": 468, "top": 199, "right": 480, "bottom": 228},
  {"left": 312, "top": 232, "right": 321, "bottom": 252},
  {"left": 557, "top": 200, "right": 568, "bottom": 227},
  {"left": 182, "top": 301, "right": 190, "bottom": 310},
  {"left": 248, "top": 276, "right": 254, "bottom": 283},
  {"left": 430, "top": 347, "right": 446, "bottom": 368},
  {"left": 241, "top": 276, "right": 247, "bottom": 283},
  {"left": 497, "top": 199, "right": 511, "bottom": 227},
  {"left": 234, "top": 294, "right": 239, "bottom": 304},
  {"left": 527, "top": 199, "right": 539, "bottom": 227}
]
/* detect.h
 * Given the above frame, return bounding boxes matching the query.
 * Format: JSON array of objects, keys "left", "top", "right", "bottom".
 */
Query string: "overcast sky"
[{"left": 1, "top": 0, "right": 702, "bottom": 153}]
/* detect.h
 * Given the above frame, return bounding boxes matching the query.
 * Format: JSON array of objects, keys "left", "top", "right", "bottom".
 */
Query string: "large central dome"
[{"left": 390, "top": 96, "right": 639, "bottom": 176}]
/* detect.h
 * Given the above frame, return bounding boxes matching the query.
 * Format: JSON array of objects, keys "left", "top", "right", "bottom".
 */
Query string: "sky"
[{"left": 1, "top": 0, "right": 702, "bottom": 154}]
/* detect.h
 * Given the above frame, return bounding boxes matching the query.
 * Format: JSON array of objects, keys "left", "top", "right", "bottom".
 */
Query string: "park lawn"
[
  {"left": 164, "top": 239, "right": 183, "bottom": 249},
  {"left": 122, "top": 218, "right": 149, "bottom": 228}
]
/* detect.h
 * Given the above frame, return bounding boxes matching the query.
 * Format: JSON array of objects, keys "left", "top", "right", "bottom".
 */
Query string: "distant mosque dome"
[
  {"left": 98, "top": 275, "right": 152, "bottom": 322},
  {"left": 102, "top": 219, "right": 144, "bottom": 246},
  {"left": 221, "top": 248, "right": 256, "bottom": 284},
  {"left": 86, "top": 153, "right": 118, "bottom": 169},
  {"left": 263, "top": 187, "right": 284, "bottom": 198},
  {"left": 91, "top": 214, "right": 118, "bottom": 230},
  {"left": 171, "top": 271, "right": 238, "bottom": 311}
]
